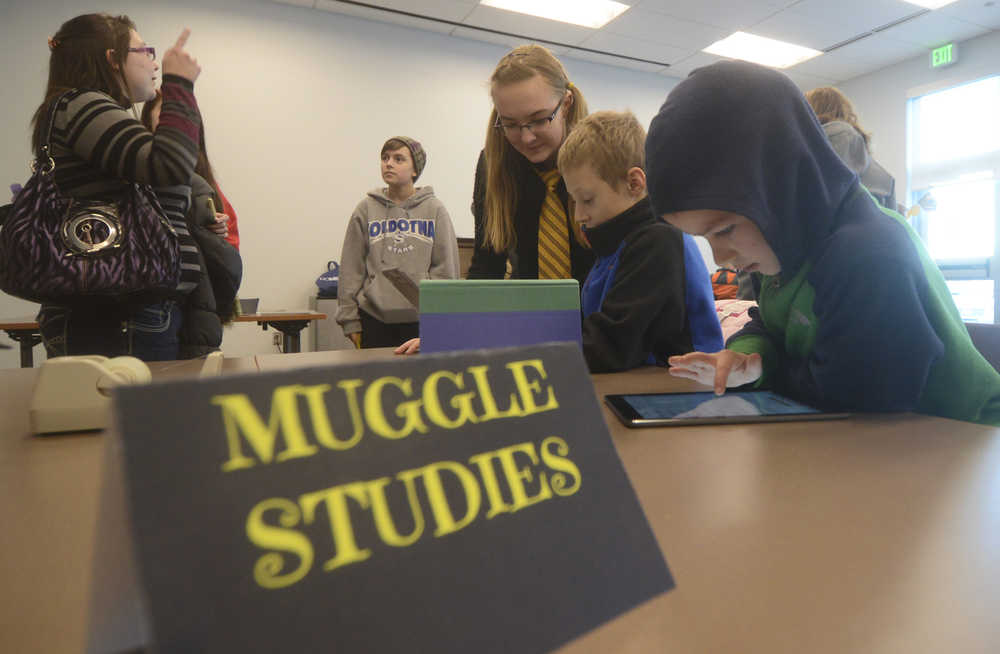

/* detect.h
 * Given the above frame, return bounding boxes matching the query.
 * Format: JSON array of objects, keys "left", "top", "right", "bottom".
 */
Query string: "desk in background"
[
  {"left": 0, "top": 316, "right": 42, "bottom": 368},
  {"left": 2, "top": 353, "right": 1000, "bottom": 653},
  {"left": 234, "top": 311, "right": 325, "bottom": 354},
  {"left": 0, "top": 311, "right": 327, "bottom": 368}
]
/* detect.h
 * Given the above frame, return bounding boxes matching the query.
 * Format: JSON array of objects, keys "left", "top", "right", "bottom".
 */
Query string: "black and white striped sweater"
[{"left": 47, "top": 75, "right": 203, "bottom": 295}]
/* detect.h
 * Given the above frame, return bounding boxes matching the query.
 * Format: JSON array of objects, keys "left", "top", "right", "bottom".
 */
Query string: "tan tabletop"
[
  {"left": 0, "top": 316, "right": 40, "bottom": 331},
  {"left": 565, "top": 367, "right": 1000, "bottom": 653},
  {"left": 253, "top": 346, "right": 399, "bottom": 372},
  {"left": 0, "top": 357, "right": 257, "bottom": 652},
  {"left": 2, "top": 358, "right": 1000, "bottom": 653},
  {"left": 233, "top": 311, "right": 327, "bottom": 323}
]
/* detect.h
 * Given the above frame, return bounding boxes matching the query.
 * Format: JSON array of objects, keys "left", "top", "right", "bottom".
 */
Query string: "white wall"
[
  {"left": 838, "top": 29, "right": 1000, "bottom": 206},
  {"left": 0, "top": 0, "right": 687, "bottom": 368}
]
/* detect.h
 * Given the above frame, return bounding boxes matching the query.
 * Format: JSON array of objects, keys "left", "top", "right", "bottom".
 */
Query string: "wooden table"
[
  {"left": 0, "top": 316, "right": 41, "bottom": 368},
  {"left": 2, "top": 354, "right": 1000, "bottom": 653},
  {"left": 0, "top": 356, "right": 259, "bottom": 653},
  {"left": 234, "top": 311, "right": 326, "bottom": 353},
  {"left": 0, "top": 311, "right": 328, "bottom": 368}
]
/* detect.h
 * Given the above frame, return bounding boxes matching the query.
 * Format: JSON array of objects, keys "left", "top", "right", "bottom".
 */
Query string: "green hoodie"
[{"left": 646, "top": 60, "right": 1000, "bottom": 425}]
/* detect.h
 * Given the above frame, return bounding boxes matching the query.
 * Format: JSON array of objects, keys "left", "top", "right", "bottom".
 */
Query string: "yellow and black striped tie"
[{"left": 537, "top": 169, "right": 572, "bottom": 279}]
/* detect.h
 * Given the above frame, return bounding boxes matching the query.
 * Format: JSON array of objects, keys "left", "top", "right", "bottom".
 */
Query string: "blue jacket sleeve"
[{"left": 681, "top": 234, "right": 724, "bottom": 353}]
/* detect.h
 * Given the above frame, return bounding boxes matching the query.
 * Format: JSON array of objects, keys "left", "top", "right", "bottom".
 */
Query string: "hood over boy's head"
[{"left": 645, "top": 60, "right": 859, "bottom": 274}]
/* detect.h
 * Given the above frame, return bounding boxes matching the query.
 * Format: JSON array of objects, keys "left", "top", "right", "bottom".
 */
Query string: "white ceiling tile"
[
  {"left": 781, "top": 69, "right": 839, "bottom": 91},
  {"left": 602, "top": 8, "right": 729, "bottom": 50},
  {"left": 791, "top": 33, "right": 924, "bottom": 80},
  {"left": 881, "top": 11, "right": 989, "bottom": 48},
  {"left": 787, "top": 53, "right": 880, "bottom": 82},
  {"left": 385, "top": 0, "right": 478, "bottom": 20},
  {"left": 634, "top": 0, "right": 793, "bottom": 31},
  {"left": 658, "top": 51, "right": 728, "bottom": 79},
  {"left": 449, "top": 25, "right": 569, "bottom": 54},
  {"left": 314, "top": 0, "right": 456, "bottom": 33},
  {"left": 789, "top": 0, "right": 923, "bottom": 31},
  {"left": 941, "top": 0, "right": 1000, "bottom": 29},
  {"left": 461, "top": 6, "right": 596, "bottom": 47},
  {"left": 751, "top": 11, "right": 870, "bottom": 51},
  {"left": 576, "top": 31, "right": 692, "bottom": 65},
  {"left": 289, "top": 0, "right": 984, "bottom": 82},
  {"left": 561, "top": 47, "right": 668, "bottom": 74},
  {"left": 828, "top": 32, "right": 927, "bottom": 62},
  {"left": 319, "top": 0, "right": 474, "bottom": 22}
]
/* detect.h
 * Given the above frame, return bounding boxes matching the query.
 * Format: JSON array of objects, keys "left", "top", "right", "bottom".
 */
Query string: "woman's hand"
[
  {"left": 208, "top": 213, "right": 229, "bottom": 237},
  {"left": 161, "top": 29, "right": 200, "bottom": 82},
  {"left": 667, "top": 350, "right": 763, "bottom": 395},
  {"left": 395, "top": 338, "right": 420, "bottom": 355},
  {"left": 348, "top": 332, "right": 361, "bottom": 349}
]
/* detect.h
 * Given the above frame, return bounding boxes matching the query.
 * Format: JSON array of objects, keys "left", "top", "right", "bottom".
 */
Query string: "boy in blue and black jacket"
[{"left": 558, "top": 110, "right": 722, "bottom": 373}]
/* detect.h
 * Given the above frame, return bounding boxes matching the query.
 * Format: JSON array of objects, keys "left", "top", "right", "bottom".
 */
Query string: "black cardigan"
[{"left": 466, "top": 150, "right": 594, "bottom": 283}]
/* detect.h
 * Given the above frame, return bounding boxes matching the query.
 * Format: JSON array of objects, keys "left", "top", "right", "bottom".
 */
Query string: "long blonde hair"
[
  {"left": 805, "top": 86, "right": 871, "bottom": 149},
  {"left": 482, "top": 45, "right": 588, "bottom": 253}
]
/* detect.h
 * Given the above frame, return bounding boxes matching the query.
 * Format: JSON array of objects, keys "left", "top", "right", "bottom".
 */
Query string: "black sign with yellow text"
[{"left": 112, "top": 343, "right": 674, "bottom": 653}]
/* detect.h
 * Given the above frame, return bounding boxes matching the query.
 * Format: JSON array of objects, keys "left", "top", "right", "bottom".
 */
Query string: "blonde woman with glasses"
[
  {"left": 467, "top": 44, "right": 593, "bottom": 283},
  {"left": 395, "top": 44, "right": 592, "bottom": 356}
]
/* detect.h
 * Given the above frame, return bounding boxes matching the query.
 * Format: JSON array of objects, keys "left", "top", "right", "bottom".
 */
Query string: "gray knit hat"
[{"left": 382, "top": 136, "right": 427, "bottom": 181}]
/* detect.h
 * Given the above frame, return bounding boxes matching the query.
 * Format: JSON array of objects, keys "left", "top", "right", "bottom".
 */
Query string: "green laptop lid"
[{"left": 419, "top": 279, "right": 580, "bottom": 314}]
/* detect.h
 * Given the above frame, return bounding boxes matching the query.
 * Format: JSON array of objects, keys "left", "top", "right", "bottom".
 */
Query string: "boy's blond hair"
[{"left": 558, "top": 110, "right": 646, "bottom": 188}]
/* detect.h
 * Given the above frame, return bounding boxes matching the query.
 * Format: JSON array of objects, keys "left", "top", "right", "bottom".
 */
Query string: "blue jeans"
[{"left": 38, "top": 301, "right": 183, "bottom": 362}]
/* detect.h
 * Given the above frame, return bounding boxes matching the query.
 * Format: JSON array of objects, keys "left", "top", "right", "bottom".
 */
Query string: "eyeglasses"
[
  {"left": 128, "top": 46, "right": 156, "bottom": 61},
  {"left": 494, "top": 100, "right": 563, "bottom": 136}
]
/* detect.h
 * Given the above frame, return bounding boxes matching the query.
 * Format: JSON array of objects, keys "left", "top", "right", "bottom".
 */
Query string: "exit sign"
[{"left": 931, "top": 43, "right": 958, "bottom": 69}]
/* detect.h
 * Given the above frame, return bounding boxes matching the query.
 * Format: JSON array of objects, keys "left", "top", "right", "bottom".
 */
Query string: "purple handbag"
[{"left": 0, "top": 92, "right": 181, "bottom": 304}]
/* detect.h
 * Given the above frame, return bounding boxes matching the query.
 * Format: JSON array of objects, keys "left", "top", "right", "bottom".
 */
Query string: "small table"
[
  {"left": 234, "top": 311, "right": 326, "bottom": 353},
  {"left": 1, "top": 311, "right": 328, "bottom": 367},
  {"left": 0, "top": 317, "right": 41, "bottom": 368}
]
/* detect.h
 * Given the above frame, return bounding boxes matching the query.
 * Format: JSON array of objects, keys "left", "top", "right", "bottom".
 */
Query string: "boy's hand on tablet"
[
  {"left": 667, "top": 350, "right": 762, "bottom": 395},
  {"left": 395, "top": 338, "right": 420, "bottom": 355}
]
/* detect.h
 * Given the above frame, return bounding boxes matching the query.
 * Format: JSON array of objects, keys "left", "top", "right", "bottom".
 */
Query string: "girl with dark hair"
[
  {"left": 141, "top": 90, "right": 241, "bottom": 249},
  {"left": 31, "top": 14, "right": 202, "bottom": 361},
  {"left": 141, "top": 92, "right": 243, "bottom": 358}
]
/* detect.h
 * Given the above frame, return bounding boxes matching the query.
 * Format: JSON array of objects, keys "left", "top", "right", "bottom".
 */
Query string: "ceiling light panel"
[
  {"left": 703, "top": 31, "right": 822, "bottom": 69},
  {"left": 480, "top": 0, "right": 631, "bottom": 29}
]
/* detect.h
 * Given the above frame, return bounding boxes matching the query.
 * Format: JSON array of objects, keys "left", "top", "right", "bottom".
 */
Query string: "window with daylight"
[{"left": 907, "top": 75, "right": 1000, "bottom": 323}]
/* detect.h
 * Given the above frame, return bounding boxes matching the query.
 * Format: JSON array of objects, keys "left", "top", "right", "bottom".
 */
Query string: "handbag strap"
[{"left": 34, "top": 89, "right": 76, "bottom": 175}]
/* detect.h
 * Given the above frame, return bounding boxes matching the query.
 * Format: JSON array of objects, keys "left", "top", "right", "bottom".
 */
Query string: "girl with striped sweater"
[{"left": 31, "top": 13, "right": 202, "bottom": 361}]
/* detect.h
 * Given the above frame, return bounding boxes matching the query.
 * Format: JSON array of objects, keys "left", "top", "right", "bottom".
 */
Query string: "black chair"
[{"left": 965, "top": 322, "right": 1000, "bottom": 374}]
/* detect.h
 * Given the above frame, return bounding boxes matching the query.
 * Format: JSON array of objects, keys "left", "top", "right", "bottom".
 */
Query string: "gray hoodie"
[
  {"left": 336, "top": 186, "right": 459, "bottom": 333},
  {"left": 823, "top": 120, "right": 896, "bottom": 211}
]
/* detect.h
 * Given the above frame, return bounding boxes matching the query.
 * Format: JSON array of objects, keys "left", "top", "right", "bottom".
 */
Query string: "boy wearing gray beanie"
[{"left": 336, "top": 137, "right": 459, "bottom": 348}]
